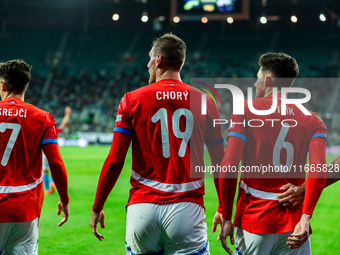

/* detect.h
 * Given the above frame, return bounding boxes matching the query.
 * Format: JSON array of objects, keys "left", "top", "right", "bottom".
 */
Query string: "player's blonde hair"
[{"left": 151, "top": 33, "right": 186, "bottom": 71}]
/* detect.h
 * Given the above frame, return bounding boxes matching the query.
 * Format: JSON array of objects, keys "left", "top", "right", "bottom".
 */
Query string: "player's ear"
[
  {"left": 1, "top": 81, "right": 8, "bottom": 92},
  {"left": 264, "top": 74, "right": 274, "bottom": 88},
  {"left": 155, "top": 54, "right": 165, "bottom": 69},
  {"left": 25, "top": 84, "right": 29, "bottom": 91}
]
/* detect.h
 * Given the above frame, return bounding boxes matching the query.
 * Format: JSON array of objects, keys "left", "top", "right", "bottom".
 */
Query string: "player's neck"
[
  {"left": 156, "top": 70, "right": 182, "bottom": 83},
  {"left": 264, "top": 88, "right": 281, "bottom": 97},
  {"left": 4, "top": 93, "right": 25, "bottom": 101}
]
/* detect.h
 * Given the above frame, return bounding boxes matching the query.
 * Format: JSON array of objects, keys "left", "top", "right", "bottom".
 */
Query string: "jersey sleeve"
[
  {"left": 310, "top": 114, "right": 327, "bottom": 140},
  {"left": 303, "top": 137, "right": 327, "bottom": 216},
  {"left": 302, "top": 115, "right": 327, "bottom": 216},
  {"left": 219, "top": 137, "right": 245, "bottom": 220},
  {"left": 43, "top": 143, "right": 69, "bottom": 204},
  {"left": 113, "top": 93, "right": 132, "bottom": 136},
  {"left": 226, "top": 101, "right": 247, "bottom": 143},
  {"left": 92, "top": 132, "right": 131, "bottom": 213},
  {"left": 205, "top": 95, "right": 224, "bottom": 146},
  {"left": 41, "top": 113, "right": 58, "bottom": 145}
]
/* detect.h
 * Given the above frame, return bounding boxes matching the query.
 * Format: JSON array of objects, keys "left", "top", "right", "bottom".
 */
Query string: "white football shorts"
[
  {"left": 234, "top": 227, "right": 311, "bottom": 255},
  {"left": 125, "top": 202, "right": 209, "bottom": 255},
  {"left": 0, "top": 217, "right": 39, "bottom": 255}
]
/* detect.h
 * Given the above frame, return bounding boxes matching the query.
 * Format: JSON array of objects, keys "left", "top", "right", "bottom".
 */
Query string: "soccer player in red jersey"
[
  {"left": 216, "top": 53, "right": 327, "bottom": 255},
  {"left": 90, "top": 34, "right": 225, "bottom": 254},
  {"left": 0, "top": 60, "right": 69, "bottom": 254},
  {"left": 43, "top": 106, "right": 71, "bottom": 195}
]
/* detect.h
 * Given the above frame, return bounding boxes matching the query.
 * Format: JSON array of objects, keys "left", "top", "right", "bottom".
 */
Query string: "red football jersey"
[
  {"left": 0, "top": 97, "right": 59, "bottom": 222},
  {"left": 226, "top": 94, "right": 327, "bottom": 234},
  {"left": 114, "top": 79, "right": 223, "bottom": 207}
]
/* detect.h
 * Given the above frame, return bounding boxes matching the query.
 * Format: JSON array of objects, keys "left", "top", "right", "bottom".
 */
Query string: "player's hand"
[
  {"left": 287, "top": 214, "right": 310, "bottom": 249},
  {"left": 277, "top": 182, "right": 305, "bottom": 208},
  {"left": 64, "top": 106, "right": 72, "bottom": 115},
  {"left": 218, "top": 219, "right": 235, "bottom": 255},
  {"left": 90, "top": 211, "right": 105, "bottom": 241},
  {"left": 212, "top": 211, "right": 223, "bottom": 240},
  {"left": 57, "top": 201, "right": 69, "bottom": 227}
]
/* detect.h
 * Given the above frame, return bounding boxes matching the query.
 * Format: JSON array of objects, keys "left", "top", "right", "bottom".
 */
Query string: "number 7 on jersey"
[{"left": 0, "top": 123, "right": 21, "bottom": 166}]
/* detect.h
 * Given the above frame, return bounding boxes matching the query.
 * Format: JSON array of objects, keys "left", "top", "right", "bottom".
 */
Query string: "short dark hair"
[
  {"left": 152, "top": 33, "right": 186, "bottom": 71},
  {"left": 0, "top": 59, "right": 32, "bottom": 92},
  {"left": 259, "top": 53, "right": 299, "bottom": 78}
]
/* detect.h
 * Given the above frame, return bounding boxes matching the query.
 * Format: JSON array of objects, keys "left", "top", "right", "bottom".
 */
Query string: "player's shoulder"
[
  {"left": 24, "top": 102, "right": 56, "bottom": 123},
  {"left": 308, "top": 110, "right": 325, "bottom": 125},
  {"left": 126, "top": 84, "right": 153, "bottom": 97},
  {"left": 121, "top": 85, "right": 152, "bottom": 105},
  {"left": 25, "top": 101, "right": 49, "bottom": 115},
  {"left": 188, "top": 85, "right": 204, "bottom": 95}
]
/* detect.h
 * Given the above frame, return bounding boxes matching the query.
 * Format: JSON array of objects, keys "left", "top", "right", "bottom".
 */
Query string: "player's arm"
[
  {"left": 218, "top": 137, "right": 245, "bottom": 255},
  {"left": 287, "top": 137, "right": 327, "bottom": 249},
  {"left": 278, "top": 155, "right": 340, "bottom": 207},
  {"left": 203, "top": 93, "right": 228, "bottom": 235},
  {"left": 42, "top": 143, "right": 69, "bottom": 226},
  {"left": 90, "top": 131, "right": 131, "bottom": 241},
  {"left": 207, "top": 142, "right": 225, "bottom": 235},
  {"left": 60, "top": 106, "right": 71, "bottom": 128}
]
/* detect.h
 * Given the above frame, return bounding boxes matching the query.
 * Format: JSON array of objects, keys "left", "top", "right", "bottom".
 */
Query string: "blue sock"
[{"left": 43, "top": 173, "right": 50, "bottom": 190}]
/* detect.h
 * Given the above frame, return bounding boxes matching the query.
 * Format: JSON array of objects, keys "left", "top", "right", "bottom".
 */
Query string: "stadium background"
[{"left": 1, "top": 0, "right": 340, "bottom": 254}]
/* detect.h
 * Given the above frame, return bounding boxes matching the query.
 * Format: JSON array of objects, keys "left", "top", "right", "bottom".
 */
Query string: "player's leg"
[
  {"left": 162, "top": 202, "right": 209, "bottom": 255},
  {"left": 234, "top": 227, "right": 275, "bottom": 255},
  {"left": 125, "top": 203, "right": 164, "bottom": 255},
  {"left": 2, "top": 217, "right": 39, "bottom": 255},
  {"left": 272, "top": 232, "right": 311, "bottom": 255},
  {"left": 42, "top": 154, "right": 51, "bottom": 194}
]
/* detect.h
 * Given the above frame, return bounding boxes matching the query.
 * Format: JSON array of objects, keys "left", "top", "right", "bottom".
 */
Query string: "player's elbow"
[
  {"left": 222, "top": 157, "right": 240, "bottom": 168},
  {"left": 48, "top": 158, "right": 65, "bottom": 171},
  {"left": 109, "top": 161, "right": 124, "bottom": 171},
  {"left": 104, "top": 158, "right": 125, "bottom": 173}
]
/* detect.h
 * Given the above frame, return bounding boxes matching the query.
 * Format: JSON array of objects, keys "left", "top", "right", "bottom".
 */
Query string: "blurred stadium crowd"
[{"left": 1, "top": 27, "right": 340, "bottom": 144}]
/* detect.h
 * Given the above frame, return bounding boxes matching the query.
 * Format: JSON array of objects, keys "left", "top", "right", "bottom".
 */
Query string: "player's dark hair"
[
  {"left": 0, "top": 59, "right": 32, "bottom": 93},
  {"left": 152, "top": 33, "right": 186, "bottom": 71},
  {"left": 259, "top": 53, "right": 299, "bottom": 80}
]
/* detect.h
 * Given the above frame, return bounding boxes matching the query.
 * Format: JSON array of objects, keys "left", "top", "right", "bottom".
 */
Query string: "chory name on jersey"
[
  {"left": 156, "top": 90, "right": 188, "bottom": 101},
  {"left": 0, "top": 108, "right": 27, "bottom": 118}
]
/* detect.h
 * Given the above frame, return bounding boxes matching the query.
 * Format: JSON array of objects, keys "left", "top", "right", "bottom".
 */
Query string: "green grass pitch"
[{"left": 38, "top": 145, "right": 340, "bottom": 254}]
